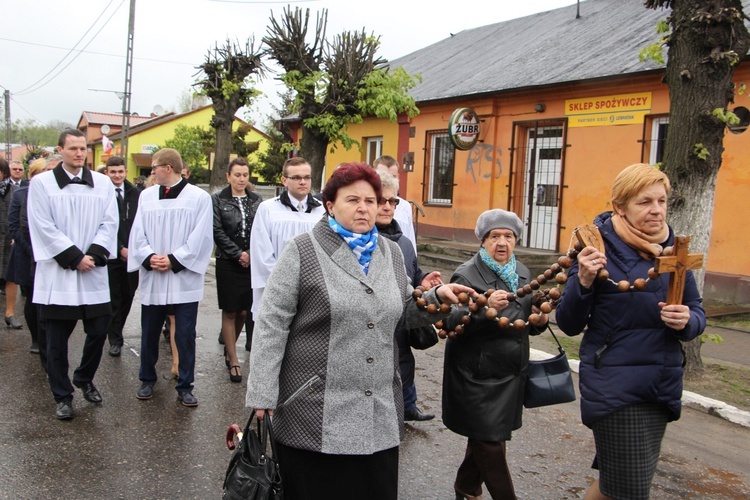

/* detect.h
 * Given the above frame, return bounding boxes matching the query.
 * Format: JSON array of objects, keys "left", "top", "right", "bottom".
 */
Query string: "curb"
[{"left": 530, "top": 348, "right": 750, "bottom": 429}]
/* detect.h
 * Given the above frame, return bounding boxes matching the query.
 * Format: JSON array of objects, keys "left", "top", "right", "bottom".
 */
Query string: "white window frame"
[
  {"left": 649, "top": 116, "right": 669, "bottom": 165},
  {"left": 365, "top": 137, "right": 383, "bottom": 165}
]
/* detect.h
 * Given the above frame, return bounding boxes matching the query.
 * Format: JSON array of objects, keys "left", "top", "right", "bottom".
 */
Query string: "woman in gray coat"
[
  {"left": 246, "top": 162, "right": 475, "bottom": 500},
  {"left": 443, "top": 209, "right": 549, "bottom": 500}
]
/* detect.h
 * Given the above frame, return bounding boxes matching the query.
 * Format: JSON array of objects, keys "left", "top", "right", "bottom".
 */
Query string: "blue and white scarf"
[
  {"left": 328, "top": 216, "right": 378, "bottom": 275},
  {"left": 479, "top": 248, "right": 519, "bottom": 292}
]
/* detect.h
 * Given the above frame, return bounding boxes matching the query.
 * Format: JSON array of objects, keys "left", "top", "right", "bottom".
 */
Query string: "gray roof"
[{"left": 390, "top": 0, "right": 672, "bottom": 103}]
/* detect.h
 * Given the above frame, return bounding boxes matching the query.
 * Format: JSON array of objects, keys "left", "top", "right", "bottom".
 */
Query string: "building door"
[{"left": 521, "top": 125, "right": 563, "bottom": 250}]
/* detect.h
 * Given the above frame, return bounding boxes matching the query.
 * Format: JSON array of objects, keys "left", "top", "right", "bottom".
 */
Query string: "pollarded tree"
[
  {"left": 644, "top": 0, "right": 750, "bottom": 378},
  {"left": 195, "top": 39, "right": 265, "bottom": 190},
  {"left": 264, "top": 7, "right": 420, "bottom": 191}
]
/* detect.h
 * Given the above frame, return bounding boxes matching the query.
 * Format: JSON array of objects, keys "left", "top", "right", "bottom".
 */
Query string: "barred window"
[{"left": 423, "top": 130, "right": 455, "bottom": 205}]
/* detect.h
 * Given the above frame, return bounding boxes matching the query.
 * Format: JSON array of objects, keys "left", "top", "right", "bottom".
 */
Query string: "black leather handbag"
[
  {"left": 524, "top": 326, "right": 576, "bottom": 408},
  {"left": 408, "top": 324, "right": 439, "bottom": 350},
  {"left": 223, "top": 415, "right": 283, "bottom": 500}
]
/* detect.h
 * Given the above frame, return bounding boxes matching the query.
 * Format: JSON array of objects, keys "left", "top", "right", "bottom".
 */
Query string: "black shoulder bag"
[
  {"left": 408, "top": 324, "right": 439, "bottom": 350},
  {"left": 523, "top": 325, "right": 577, "bottom": 408},
  {"left": 223, "top": 415, "right": 283, "bottom": 500}
]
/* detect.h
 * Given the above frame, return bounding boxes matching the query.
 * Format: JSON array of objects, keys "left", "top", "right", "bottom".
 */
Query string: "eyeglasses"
[
  {"left": 151, "top": 164, "right": 169, "bottom": 170},
  {"left": 378, "top": 197, "right": 400, "bottom": 206},
  {"left": 285, "top": 175, "right": 312, "bottom": 181}
]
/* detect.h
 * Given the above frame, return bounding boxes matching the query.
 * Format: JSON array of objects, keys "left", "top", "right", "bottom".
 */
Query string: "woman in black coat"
[
  {"left": 443, "top": 209, "right": 549, "bottom": 500},
  {"left": 375, "top": 172, "right": 442, "bottom": 421},
  {"left": 212, "top": 157, "right": 262, "bottom": 383},
  {"left": 8, "top": 158, "right": 50, "bottom": 359},
  {"left": 0, "top": 159, "right": 20, "bottom": 329}
]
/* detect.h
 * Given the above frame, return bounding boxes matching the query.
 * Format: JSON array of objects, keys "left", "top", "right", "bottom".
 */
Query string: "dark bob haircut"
[
  {"left": 321, "top": 162, "right": 382, "bottom": 212},
  {"left": 0, "top": 158, "right": 9, "bottom": 180},
  {"left": 228, "top": 156, "right": 249, "bottom": 174}
]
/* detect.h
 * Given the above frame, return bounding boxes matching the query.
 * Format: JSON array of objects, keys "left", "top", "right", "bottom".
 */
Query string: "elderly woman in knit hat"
[{"left": 442, "top": 209, "right": 549, "bottom": 500}]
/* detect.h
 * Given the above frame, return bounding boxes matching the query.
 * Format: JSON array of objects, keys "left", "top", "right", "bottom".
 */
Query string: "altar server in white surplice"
[
  {"left": 128, "top": 148, "right": 213, "bottom": 408},
  {"left": 28, "top": 129, "right": 118, "bottom": 421},
  {"left": 250, "top": 157, "right": 325, "bottom": 317}
]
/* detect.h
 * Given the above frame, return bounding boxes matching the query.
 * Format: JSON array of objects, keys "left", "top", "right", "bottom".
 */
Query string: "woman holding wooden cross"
[{"left": 555, "top": 163, "right": 706, "bottom": 500}]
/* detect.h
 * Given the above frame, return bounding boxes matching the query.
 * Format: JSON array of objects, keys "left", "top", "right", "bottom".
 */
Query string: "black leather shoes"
[
  {"left": 55, "top": 401, "right": 74, "bottom": 420},
  {"left": 178, "top": 391, "right": 198, "bottom": 407},
  {"left": 109, "top": 344, "right": 121, "bottom": 357},
  {"left": 136, "top": 383, "right": 153, "bottom": 400},
  {"left": 404, "top": 407, "right": 435, "bottom": 421},
  {"left": 29, "top": 342, "right": 40, "bottom": 354},
  {"left": 74, "top": 381, "right": 102, "bottom": 403}
]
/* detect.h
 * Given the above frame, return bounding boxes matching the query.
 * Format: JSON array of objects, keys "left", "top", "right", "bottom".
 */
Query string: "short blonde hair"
[
  {"left": 152, "top": 148, "right": 183, "bottom": 175},
  {"left": 611, "top": 163, "right": 671, "bottom": 210},
  {"left": 29, "top": 158, "right": 47, "bottom": 178}
]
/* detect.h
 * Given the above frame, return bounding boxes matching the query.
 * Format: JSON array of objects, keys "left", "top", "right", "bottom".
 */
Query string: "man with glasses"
[
  {"left": 373, "top": 155, "right": 416, "bottom": 251},
  {"left": 9, "top": 160, "right": 26, "bottom": 186},
  {"left": 28, "top": 129, "right": 119, "bottom": 420},
  {"left": 250, "top": 157, "right": 325, "bottom": 323},
  {"left": 128, "top": 148, "right": 213, "bottom": 407}
]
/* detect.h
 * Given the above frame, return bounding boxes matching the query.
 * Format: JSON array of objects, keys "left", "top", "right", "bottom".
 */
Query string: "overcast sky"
[{"left": 2, "top": 0, "right": 578, "bottom": 129}]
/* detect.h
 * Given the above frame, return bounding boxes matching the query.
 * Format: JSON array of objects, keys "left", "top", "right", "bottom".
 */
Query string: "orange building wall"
[
  {"left": 323, "top": 71, "right": 750, "bottom": 279},
  {"left": 711, "top": 120, "right": 750, "bottom": 274}
]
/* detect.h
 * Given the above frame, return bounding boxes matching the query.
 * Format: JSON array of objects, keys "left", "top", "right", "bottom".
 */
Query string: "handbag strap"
[
  {"left": 547, "top": 324, "right": 566, "bottom": 356},
  {"left": 263, "top": 417, "right": 279, "bottom": 463}
]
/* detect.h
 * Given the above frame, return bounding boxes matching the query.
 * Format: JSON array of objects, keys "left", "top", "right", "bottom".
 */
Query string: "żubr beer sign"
[{"left": 449, "top": 107, "right": 480, "bottom": 150}]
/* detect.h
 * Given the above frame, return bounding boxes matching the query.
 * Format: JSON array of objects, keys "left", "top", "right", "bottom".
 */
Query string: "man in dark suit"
[
  {"left": 9, "top": 160, "right": 26, "bottom": 186},
  {"left": 104, "top": 156, "right": 140, "bottom": 357}
]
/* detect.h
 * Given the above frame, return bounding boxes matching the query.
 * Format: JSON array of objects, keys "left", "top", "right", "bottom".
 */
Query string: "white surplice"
[
  {"left": 249, "top": 196, "right": 325, "bottom": 315},
  {"left": 28, "top": 170, "right": 118, "bottom": 306},
  {"left": 128, "top": 184, "right": 214, "bottom": 305},
  {"left": 394, "top": 196, "right": 416, "bottom": 250}
]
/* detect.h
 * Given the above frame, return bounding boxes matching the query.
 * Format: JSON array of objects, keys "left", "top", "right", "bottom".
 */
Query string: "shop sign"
[{"left": 565, "top": 92, "right": 652, "bottom": 128}]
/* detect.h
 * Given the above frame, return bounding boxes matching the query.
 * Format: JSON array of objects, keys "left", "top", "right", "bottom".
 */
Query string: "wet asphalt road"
[{"left": 1, "top": 266, "right": 749, "bottom": 499}]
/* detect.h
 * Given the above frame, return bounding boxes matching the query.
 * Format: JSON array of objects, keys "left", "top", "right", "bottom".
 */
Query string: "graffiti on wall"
[{"left": 466, "top": 144, "right": 502, "bottom": 183}]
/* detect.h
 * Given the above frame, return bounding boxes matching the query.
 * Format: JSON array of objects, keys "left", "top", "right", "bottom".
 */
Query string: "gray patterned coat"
[{"left": 246, "top": 218, "right": 444, "bottom": 455}]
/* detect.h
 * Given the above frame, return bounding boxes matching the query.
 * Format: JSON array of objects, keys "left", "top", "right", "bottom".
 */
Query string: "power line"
[
  {"left": 208, "top": 0, "right": 317, "bottom": 3},
  {"left": 0, "top": 37, "right": 195, "bottom": 66},
  {"left": 16, "top": 0, "right": 126, "bottom": 96},
  {"left": 9, "top": 96, "right": 46, "bottom": 125},
  {"left": 14, "top": 0, "right": 118, "bottom": 95}
]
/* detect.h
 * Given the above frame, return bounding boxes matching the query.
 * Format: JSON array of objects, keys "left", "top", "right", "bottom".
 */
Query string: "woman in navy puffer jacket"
[{"left": 555, "top": 163, "right": 705, "bottom": 500}]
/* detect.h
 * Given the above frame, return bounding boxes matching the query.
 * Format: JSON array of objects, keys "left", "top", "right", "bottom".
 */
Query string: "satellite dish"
[
  {"left": 152, "top": 104, "right": 164, "bottom": 116},
  {"left": 101, "top": 124, "right": 111, "bottom": 134}
]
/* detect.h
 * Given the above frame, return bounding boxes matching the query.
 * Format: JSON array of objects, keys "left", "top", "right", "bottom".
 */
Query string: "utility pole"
[
  {"left": 4, "top": 90, "right": 10, "bottom": 161},
  {"left": 120, "top": 0, "right": 136, "bottom": 162}
]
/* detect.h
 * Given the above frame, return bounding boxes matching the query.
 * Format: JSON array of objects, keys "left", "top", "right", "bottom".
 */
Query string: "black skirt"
[
  {"left": 591, "top": 402, "right": 669, "bottom": 500},
  {"left": 215, "top": 258, "right": 252, "bottom": 312},
  {"left": 275, "top": 442, "right": 399, "bottom": 500}
]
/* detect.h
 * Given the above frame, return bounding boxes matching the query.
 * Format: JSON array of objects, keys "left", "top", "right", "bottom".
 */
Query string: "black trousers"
[
  {"left": 276, "top": 442, "right": 399, "bottom": 500},
  {"left": 46, "top": 314, "right": 111, "bottom": 403},
  {"left": 107, "top": 260, "right": 138, "bottom": 347},
  {"left": 22, "top": 284, "right": 47, "bottom": 372}
]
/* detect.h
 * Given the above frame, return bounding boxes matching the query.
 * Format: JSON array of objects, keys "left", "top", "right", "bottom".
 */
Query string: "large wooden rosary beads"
[{"left": 413, "top": 224, "right": 690, "bottom": 340}]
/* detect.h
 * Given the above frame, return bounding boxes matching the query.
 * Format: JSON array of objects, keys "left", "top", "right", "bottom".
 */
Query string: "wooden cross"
[
  {"left": 575, "top": 224, "right": 605, "bottom": 254},
  {"left": 654, "top": 235, "right": 704, "bottom": 305}
]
